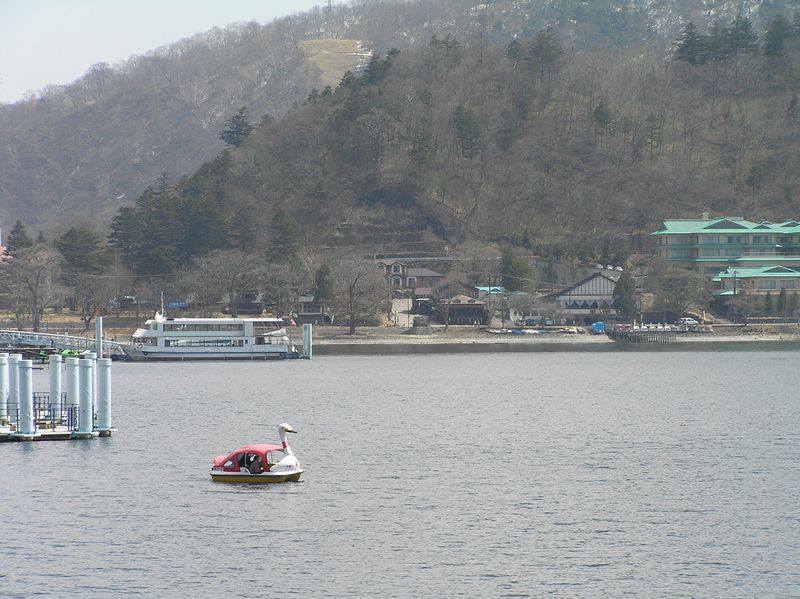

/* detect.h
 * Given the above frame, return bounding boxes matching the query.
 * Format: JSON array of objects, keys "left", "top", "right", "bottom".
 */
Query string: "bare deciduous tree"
[
  {"left": 63, "top": 272, "right": 116, "bottom": 330},
  {"left": 647, "top": 262, "right": 710, "bottom": 319},
  {"left": 0, "top": 246, "right": 64, "bottom": 331},
  {"left": 198, "top": 250, "right": 264, "bottom": 317},
  {"left": 330, "top": 254, "right": 389, "bottom": 334}
]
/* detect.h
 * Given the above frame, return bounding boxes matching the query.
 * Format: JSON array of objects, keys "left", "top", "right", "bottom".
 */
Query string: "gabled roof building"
[
  {"left": 712, "top": 266, "right": 800, "bottom": 296},
  {"left": 544, "top": 270, "right": 620, "bottom": 324},
  {"left": 651, "top": 215, "right": 800, "bottom": 275}
]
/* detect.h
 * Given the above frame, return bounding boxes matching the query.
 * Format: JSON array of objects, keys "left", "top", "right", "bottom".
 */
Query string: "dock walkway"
[{"left": 0, "top": 329, "right": 126, "bottom": 356}]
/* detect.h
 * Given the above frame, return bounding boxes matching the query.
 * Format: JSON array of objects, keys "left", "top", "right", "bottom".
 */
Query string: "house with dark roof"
[
  {"left": 544, "top": 271, "right": 620, "bottom": 325},
  {"left": 375, "top": 260, "right": 445, "bottom": 291},
  {"left": 296, "top": 295, "right": 331, "bottom": 324},
  {"left": 439, "top": 294, "right": 487, "bottom": 325}
]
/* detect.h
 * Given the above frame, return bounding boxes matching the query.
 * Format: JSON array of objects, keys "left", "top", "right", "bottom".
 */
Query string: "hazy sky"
[{"left": 0, "top": 0, "right": 324, "bottom": 103}]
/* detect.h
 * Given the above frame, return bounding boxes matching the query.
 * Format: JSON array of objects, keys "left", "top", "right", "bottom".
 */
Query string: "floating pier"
[
  {"left": 608, "top": 325, "right": 677, "bottom": 344},
  {"left": 0, "top": 318, "right": 116, "bottom": 442}
]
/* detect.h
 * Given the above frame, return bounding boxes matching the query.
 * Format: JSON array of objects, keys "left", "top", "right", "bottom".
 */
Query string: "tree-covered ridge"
[
  {"left": 106, "top": 13, "right": 799, "bottom": 273},
  {"left": 6, "top": 7, "right": 800, "bottom": 331},
  {"left": 2, "top": 0, "right": 798, "bottom": 232}
]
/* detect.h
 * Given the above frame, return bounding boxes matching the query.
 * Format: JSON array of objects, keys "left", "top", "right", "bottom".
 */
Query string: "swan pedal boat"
[{"left": 210, "top": 423, "right": 303, "bottom": 483}]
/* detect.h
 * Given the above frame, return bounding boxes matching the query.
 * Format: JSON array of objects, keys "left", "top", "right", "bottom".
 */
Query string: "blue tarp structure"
[{"left": 590, "top": 322, "right": 605, "bottom": 334}]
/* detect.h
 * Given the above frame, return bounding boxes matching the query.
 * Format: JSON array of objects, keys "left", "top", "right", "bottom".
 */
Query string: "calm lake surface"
[{"left": 2, "top": 348, "right": 799, "bottom": 597}]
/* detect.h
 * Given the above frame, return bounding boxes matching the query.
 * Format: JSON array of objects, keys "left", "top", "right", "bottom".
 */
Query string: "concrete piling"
[
  {"left": 78, "top": 359, "right": 93, "bottom": 435},
  {"left": 16, "top": 359, "right": 36, "bottom": 437},
  {"left": 97, "top": 358, "right": 112, "bottom": 436},
  {"left": 1, "top": 350, "right": 116, "bottom": 442},
  {"left": 8, "top": 354, "right": 21, "bottom": 422},
  {"left": 0, "top": 353, "right": 8, "bottom": 424},
  {"left": 49, "top": 354, "right": 63, "bottom": 417},
  {"left": 303, "top": 323, "right": 313, "bottom": 360},
  {"left": 95, "top": 316, "right": 103, "bottom": 358},
  {"left": 65, "top": 357, "right": 79, "bottom": 411}
]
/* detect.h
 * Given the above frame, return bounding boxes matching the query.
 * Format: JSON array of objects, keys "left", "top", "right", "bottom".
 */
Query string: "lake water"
[{"left": 2, "top": 348, "right": 799, "bottom": 597}]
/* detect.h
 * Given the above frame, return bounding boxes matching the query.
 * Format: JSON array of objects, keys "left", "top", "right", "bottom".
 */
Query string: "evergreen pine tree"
[
  {"left": 789, "top": 92, "right": 799, "bottom": 125},
  {"left": 313, "top": 264, "right": 333, "bottom": 302},
  {"left": 219, "top": 107, "right": 255, "bottom": 147},
  {"left": 645, "top": 113, "right": 662, "bottom": 159},
  {"left": 612, "top": 270, "right": 637, "bottom": 321},
  {"left": 729, "top": 16, "right": 758, "bottom": 54},
  {"left": 108, "top": 206, "right": 138, "bottom": 267},
  {"left": 592, "top": 99, "right": 614, "bottom": 134},
  {"left": 527, "top": 29, "right": 563, "bottom": 85},
  {"left": 55, "top": 227, "right": 109, "bottom": 273},
  {"left": 778, "top": 288, "right": 788, "bottom": 315},
  {"left": 764, "top": 15, "right": 792, "bottom": 58},
  {"left": 674, "top": 22, "right": 705, "bottom": 65},
  {"left": 5, "top": 220, "right": 33, "bottom": 256},
  {"left": 267, "top": 210, "right": 299, "bottom": 263},
  {"left": 500, "top": 247, "right": 533, "bottom": 292},
  {"left": 705, "top": 21, "right": 731, "bottom": 62},
  {"left": 452, "top": 105, "right": 482, "bottom": 159},
  {"left": 505, "top": 39, "right": 523, "bottom": 65},
  {"left": 599, "top": 238, "right": 612, "bottom": 264},
  {"left": 764, "top": 291, "right": 774, "bottom": 315},
  {"left": 411, "top": 128, "right": 435, "bottom": 174}
]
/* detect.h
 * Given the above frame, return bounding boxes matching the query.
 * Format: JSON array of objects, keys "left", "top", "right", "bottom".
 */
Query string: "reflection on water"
[{"left": 2, "top": 350, "right": 799, "bottom": 597}]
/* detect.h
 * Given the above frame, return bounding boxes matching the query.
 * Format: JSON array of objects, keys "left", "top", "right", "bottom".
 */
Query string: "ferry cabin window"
[
  {"left": 164, "top": 339, "right": 244, "bottom": 347},
  {"left": 163, "top": 323, "right": 243, "bottom": 332},
  {"left": 135, "top": 337, "right": 157, "bottom": 345}
]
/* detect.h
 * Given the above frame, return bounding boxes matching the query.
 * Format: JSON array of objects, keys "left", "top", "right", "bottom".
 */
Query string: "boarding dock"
[
  {"left": 607, "top": 324, "right": 677, "bottom": 343},
  {"left": 0, "top": 317, "right": 116, "bottom": 442}
]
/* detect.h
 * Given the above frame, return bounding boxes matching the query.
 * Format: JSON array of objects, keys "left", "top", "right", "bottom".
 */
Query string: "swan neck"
[{"left": 278, "top": 428, "right": 294, "bottom": 455}]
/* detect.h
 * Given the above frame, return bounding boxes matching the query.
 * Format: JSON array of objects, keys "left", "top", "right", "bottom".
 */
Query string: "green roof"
[
  {"left": 713, "top": 265, "right": 800, "bottom": 281},
  {"left": 731, "top": 256, "right": 800, "bottom": 263},
  {"left": 652, "top": 217, "right": 800, "bottom": 235}
]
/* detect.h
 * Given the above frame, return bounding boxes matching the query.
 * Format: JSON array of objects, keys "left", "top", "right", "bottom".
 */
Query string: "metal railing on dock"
[
  {"left": 0, "top": 329, "right": 126, "bottom": 356},
  {"left": 1, "top": 352, "right": 114, "bottom": 441},
  {"left": 608, "top": 326, "right": 677, "bottom": 344},
  {"left": 5, "top": 395, "right": 81, "bottom": 433}
]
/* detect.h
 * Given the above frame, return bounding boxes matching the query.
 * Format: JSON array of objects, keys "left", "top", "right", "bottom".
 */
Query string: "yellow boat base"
[{"left": 210, "top": 472, "right": 302, "bottom": 484}]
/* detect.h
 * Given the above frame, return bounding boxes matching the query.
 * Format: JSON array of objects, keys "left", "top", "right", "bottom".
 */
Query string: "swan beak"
[{"left": 286, "top": 429, "right": 298, "bottom": 433}]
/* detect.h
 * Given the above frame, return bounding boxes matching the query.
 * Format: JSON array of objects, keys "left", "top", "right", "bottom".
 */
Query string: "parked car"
[
  {"left": 515, "top": 317, "right": 554, "bottom": 327},
  {"left": 676, "top": 317, "right": 699, "bottom": 326},
  {"left": 109, "top": 296, "right": 137, "bottom": 310}
]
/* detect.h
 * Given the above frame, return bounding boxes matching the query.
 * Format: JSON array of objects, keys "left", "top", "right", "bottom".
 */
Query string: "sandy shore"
[{"left": 6, "top": 314, "right": 799, "bottom": 349}]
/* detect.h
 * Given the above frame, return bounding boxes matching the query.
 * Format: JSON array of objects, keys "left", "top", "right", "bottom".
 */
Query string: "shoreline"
[
  {"left": 6, "top": 318, "right": 800, "bottom": 355},
  {"left": 305, "top": 325, "right": 800, "bottom": 352}
]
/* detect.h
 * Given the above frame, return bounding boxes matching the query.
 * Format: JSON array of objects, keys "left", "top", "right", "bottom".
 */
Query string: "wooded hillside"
[
  {"left": 2, "top": 0, "right": 797, "bottom": 233},
  {"left": 103, "top": 10, "right": 800, "bottom": 275}
]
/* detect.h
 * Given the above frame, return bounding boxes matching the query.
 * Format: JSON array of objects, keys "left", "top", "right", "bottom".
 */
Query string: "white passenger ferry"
[{"left": 122, "top": 312, "right": 297, "bottom": 361}]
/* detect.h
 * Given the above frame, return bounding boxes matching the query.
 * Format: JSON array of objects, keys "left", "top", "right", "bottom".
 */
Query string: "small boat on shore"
[{"left": 210, "top": 423, "right": 303, "bottom": 483}]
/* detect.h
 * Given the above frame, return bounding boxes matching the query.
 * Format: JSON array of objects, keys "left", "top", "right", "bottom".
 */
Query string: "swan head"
[{"left": 278, "top": 422, "right": 298, "bottom": 434}]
